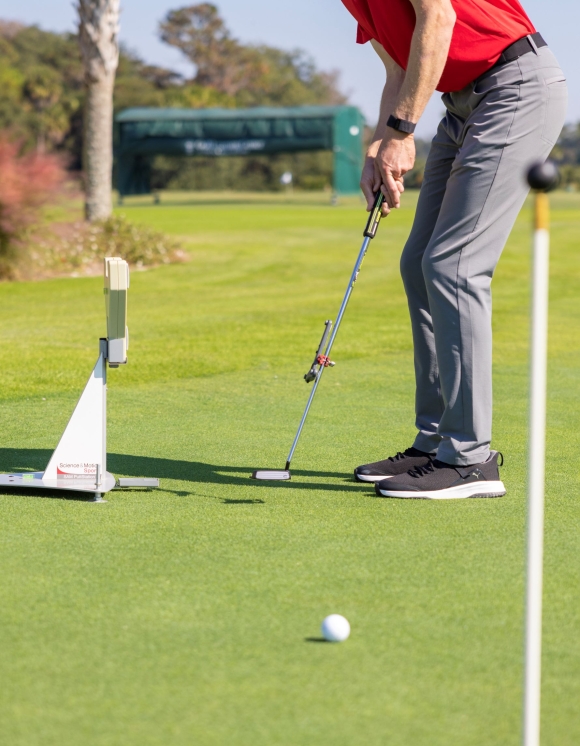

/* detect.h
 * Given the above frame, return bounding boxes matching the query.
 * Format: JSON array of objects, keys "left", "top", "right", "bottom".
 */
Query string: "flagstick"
[
  {"left": 523, "top": 188, "right": 550, "bottom": 746},
  {"left": 522, "top": 158, "right": 559, "bottom": 746}
]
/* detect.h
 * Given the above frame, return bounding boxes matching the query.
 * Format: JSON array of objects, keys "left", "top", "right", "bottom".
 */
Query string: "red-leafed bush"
[{"left": 0, "top": 136, "right": 66, "bottom": 278}]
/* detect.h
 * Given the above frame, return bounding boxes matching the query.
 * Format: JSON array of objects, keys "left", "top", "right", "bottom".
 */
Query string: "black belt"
[{"left": 495, "top": 32, "right": 547, "bottom": 66}]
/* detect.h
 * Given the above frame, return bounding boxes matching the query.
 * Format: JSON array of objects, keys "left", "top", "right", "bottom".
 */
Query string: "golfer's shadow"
[{"left": 0, "top": 448, "right": 367, "bottom": 495}]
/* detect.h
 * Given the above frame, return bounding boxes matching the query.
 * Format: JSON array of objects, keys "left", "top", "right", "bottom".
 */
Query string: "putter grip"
[{"left": 363, "top": 192, "right": 385, "bottom": 238}]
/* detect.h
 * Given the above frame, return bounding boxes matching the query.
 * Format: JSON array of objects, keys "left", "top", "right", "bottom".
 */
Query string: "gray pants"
[{"left": 401, "top": 43, "right": 567, "bottom": 465}]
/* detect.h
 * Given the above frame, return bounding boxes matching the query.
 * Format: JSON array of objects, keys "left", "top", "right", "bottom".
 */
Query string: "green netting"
[{"left": 115, "top": 106, "right": 364, "bottom": 195}]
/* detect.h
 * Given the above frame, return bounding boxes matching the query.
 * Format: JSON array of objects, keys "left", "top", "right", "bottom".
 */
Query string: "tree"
[
  {"left": 0, "top": 24, "right": 84, "bottom": 157},
  {"left": 159, "top": 4, "right": 262, "bottom": 96},
  {"left": 24, "top": 66, "right": 68, "bottom": 153},
  {"left": 77, "top": 0, "right": 120, "bottom": 221},
  {"left": 159, "top": 4, "right": 346, "bottom": 106}
]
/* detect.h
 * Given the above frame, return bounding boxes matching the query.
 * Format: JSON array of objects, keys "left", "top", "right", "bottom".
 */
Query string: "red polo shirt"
[{"left": 341, "top": 0, "right": 536, "bottom": 92}]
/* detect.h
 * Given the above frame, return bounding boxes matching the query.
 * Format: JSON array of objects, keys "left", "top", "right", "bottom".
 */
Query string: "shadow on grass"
[
  {"left": 304, "top": 637, "right": 330, "bottom": 643},
  {"left": 222, "top": 498, "right": 265, "bottom": 504},
  {"left": 0, "top": 448, "right": 368, "bottom": 498}
]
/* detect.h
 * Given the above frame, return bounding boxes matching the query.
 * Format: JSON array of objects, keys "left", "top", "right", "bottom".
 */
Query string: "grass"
[{"left": 0, "top": 190, "right": 579, "bottom": 746}]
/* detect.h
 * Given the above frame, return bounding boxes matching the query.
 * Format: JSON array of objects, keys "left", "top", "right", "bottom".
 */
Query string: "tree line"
[{"left": 0, "top": 4, "right": 347, "bottom": 193}]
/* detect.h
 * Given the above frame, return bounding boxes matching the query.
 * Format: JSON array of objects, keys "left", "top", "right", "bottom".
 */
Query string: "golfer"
[{"left": 342, "top": 0, "right": 567, "bottom": 498}]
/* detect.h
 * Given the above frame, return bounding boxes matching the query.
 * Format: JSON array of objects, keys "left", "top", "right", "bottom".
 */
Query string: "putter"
[{"left": 252, "top": 191, "right": 386, "bottom": 480}]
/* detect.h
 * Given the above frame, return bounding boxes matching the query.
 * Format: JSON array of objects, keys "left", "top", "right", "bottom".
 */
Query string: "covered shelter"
[{"left": 115, "top": 105, "right": 365, "bottom": 196}]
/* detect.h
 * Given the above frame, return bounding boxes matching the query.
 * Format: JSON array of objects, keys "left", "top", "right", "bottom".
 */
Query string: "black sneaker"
[
  {"left": 354, "top": 447, "right": 434, "bottom": 483},
  {"left": 375, "top": 451, "right": 505, "bottom": 499}
]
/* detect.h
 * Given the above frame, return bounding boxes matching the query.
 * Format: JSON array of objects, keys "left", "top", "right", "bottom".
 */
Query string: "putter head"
[{"left": 251, "top": 469, "right": 291, "bottom": 481}]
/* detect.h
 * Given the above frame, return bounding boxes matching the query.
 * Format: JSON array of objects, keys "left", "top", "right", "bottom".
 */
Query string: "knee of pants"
[
  {"left": 400, "top": 241, "right": 424, "bottom": 292},
  {"left": 421, "top": 250, "right": 449, "bottom": 294}
]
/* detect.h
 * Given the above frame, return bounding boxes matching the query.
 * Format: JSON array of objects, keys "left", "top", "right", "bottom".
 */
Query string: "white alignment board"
[{"left": 104, "top": 257, "right": 129, "bottom": 365}]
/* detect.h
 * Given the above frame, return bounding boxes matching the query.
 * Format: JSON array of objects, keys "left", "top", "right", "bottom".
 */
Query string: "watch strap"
[{"left": 387, "top": 115, "right": 416, "bottom": 134}]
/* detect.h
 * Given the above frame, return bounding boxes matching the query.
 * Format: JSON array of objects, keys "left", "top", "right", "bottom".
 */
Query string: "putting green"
[{"left": 0, "top": 191, "right": 578, "bottom": 745}]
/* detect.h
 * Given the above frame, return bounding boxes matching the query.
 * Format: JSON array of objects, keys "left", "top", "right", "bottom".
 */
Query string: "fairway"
[{"left": 1, "top": 191, "right": 579, "bottom": 745}]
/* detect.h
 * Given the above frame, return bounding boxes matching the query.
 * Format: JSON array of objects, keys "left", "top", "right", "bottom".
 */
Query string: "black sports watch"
[{"left": 387, "top": 115, "right": 416, "bottom": 135}]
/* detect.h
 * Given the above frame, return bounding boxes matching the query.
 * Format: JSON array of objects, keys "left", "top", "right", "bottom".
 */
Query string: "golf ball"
[{"left": 321, "top": 614, "right": 350, "bottom": 642}]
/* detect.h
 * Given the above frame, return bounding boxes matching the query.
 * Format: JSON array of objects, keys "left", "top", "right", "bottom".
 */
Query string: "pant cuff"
[
  {"left": 436, "top": 442, "right": 491, "bottom": 466},
  {"left": 413, "top": 432, "right": 440, "bottom": 455}
]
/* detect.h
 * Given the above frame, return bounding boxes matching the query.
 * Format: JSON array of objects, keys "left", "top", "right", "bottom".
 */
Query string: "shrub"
[
  {"left": 31, "top": 214, "right": 187, "bottom": 278},
  {"left": 298, "top": 174, "right": 329, "bottom": 191},
  {"left": 0, "top": 136, "right": 66, "bottom": 278}
]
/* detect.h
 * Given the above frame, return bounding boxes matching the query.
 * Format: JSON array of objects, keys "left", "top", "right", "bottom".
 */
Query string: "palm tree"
[{"left": 77, "top": 0, "right": 120, "bottom": 221}]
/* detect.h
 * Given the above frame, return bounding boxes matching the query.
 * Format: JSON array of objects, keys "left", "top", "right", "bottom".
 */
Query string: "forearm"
[
  {"left": 393, "top": 0, "right": 456, "bottom": 122},
  {"left": 368, "top": 75, "right": 404, "bottom": 158},
  {"left": 359, "top": 41, "right": 406, "bottom": 211}
]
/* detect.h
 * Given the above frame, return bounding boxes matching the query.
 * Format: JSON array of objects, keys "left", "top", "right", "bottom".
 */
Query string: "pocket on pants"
[{"left": 541, "top": 77, "right": 568, "bottom": 146}]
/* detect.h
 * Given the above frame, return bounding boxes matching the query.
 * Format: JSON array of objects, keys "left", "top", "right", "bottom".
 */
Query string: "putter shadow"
[
  {"left": 304, "top": 637, "right": 330, "bottom": 643},
  {"left": 222, "top": 498, "right": 265, "bottom": 504},
  {"left": 0, "top": 448, "right": 370, "bottom": 496}
]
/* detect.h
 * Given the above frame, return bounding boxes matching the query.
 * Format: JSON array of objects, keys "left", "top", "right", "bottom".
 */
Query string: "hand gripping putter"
[{"left": 252, "top": 192, "right": 385, "bottom": 480}]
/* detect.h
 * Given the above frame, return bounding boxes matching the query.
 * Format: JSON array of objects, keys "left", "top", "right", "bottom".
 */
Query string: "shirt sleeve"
[{"left": 356, "top": 22, "right": 372, "bottom": 44}]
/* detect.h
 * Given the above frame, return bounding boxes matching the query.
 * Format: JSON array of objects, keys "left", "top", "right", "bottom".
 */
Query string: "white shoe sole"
[
  {"left": 376, "top": 480, "right": 506, "bottom": 500},
  {"left": 355, "top": 473, "right": 394, "bottom": 483}
]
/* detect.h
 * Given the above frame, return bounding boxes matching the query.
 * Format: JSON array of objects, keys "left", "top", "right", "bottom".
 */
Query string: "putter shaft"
[
  {"left": 252, "top": 192, "right": 385, "bottom": 480},
  {"left": 285, "top": 234, "right": 373, "bottom": 469}
]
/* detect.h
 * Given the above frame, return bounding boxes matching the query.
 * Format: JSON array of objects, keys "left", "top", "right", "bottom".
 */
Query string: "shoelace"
[
  {"left": 389, "top": 449, "right": 434, "bottom": 464},
  {"left": 409, "top": 461, "right": 437, "bottom": 478},
  {"left": 408, "top": 459, "right": 455, "bottom": 479}
]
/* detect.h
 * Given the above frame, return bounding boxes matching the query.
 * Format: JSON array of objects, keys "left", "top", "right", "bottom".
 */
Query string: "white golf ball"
[{"left": 321, "top": 614, "right": 350, "bottom": 642}]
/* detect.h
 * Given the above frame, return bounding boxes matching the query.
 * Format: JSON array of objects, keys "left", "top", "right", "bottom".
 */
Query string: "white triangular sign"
[{"left": 44, "top": 353, "right": 106, "bottom": 481}]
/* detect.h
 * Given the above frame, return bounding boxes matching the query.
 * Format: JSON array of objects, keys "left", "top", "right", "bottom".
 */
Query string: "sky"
[{"left": 2, "top": 0, "right": 578, "bottom": 138}]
